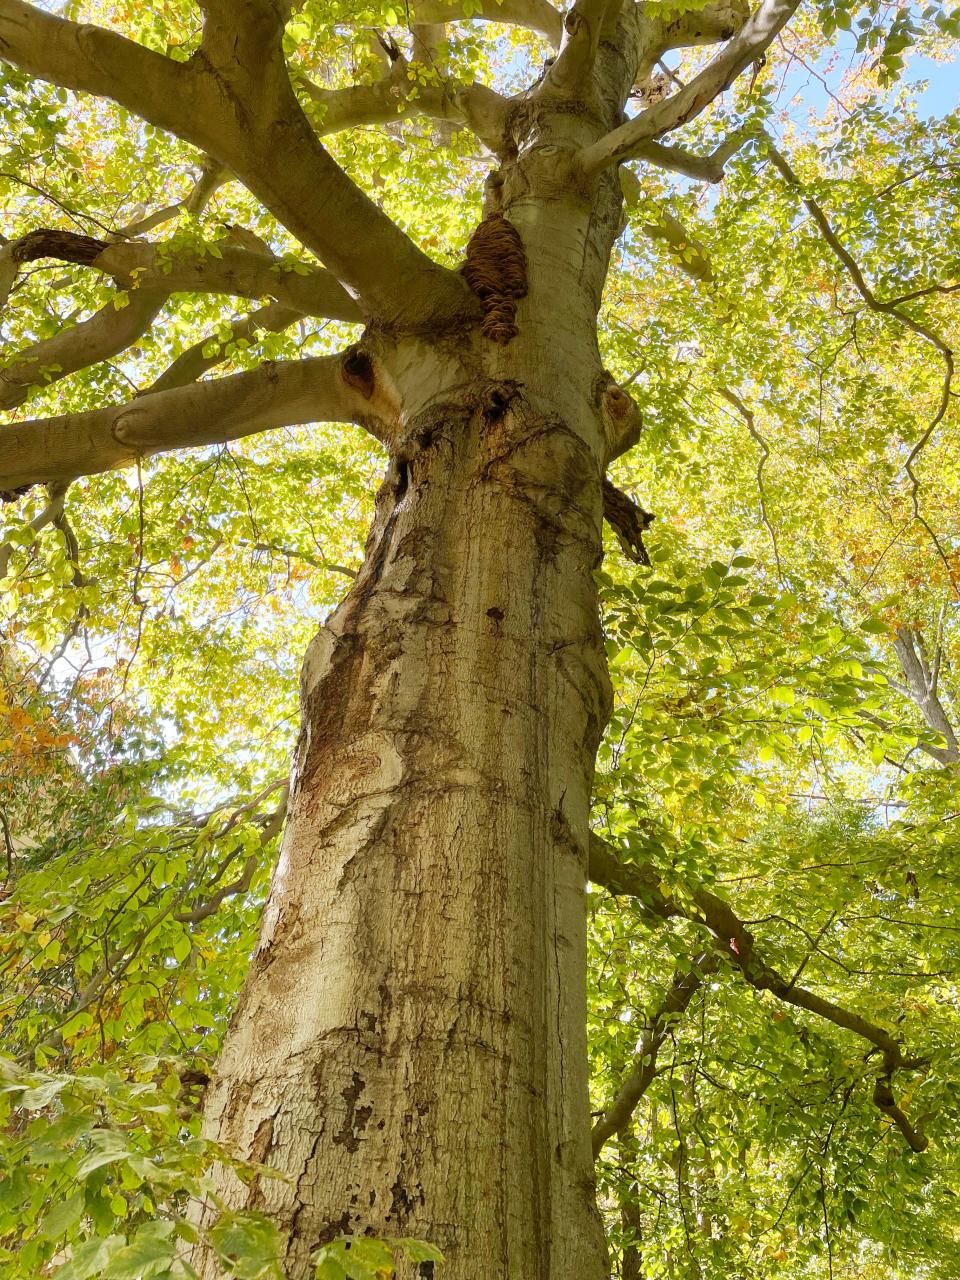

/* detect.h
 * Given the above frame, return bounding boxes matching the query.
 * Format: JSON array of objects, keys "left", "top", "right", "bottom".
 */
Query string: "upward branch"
[
  {"left": 0, "top": 0, "right": 476, "bottom": 329},
  {"left": 296, "top": 55, "right": 511, "bottom": 154},
  {"left": 414, "top": 0, "right": 563, "bottom": 46},
  {"left": 579, "top": 0, "right": 802, "bottom": 174},
  {"left": 591, "top": 958, "right": 714, "bottom": 1158},
  {"left": 543, "top": 0, "right": 622, "bottom": 95}
]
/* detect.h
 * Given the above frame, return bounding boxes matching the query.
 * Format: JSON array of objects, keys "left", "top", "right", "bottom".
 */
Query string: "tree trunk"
[
  {"left": 191, "top": 28, "right": 639, "bottom": 1267},
  {"left": 0, "top": 3, "right": 811, "bottom": 1273},
  {"left": 194, "top": 321, "right": 616, "bottom": 1276}
]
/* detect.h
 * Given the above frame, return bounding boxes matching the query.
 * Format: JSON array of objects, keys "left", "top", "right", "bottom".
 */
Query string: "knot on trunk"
[
  {"left": 460, "top": 213, "right": 527, "bottom": 344},
  {"left": 602, "top": 479, "right": 653, "bottom": 566},
  {"left": 340, "top": 345, "right": 376, "bottom": 400},
  {"left": 10, "top": 228, "right": 109, "bottom": 266}
]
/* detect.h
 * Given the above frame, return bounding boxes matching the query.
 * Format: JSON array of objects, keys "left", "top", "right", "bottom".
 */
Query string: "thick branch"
[
  {"left": 0, "top": 288, "right": 168, "bottom": 412},
  {"left": 199, "top": 0, "right": 290, "bottom": 65},
  {"left": 0, "top": 0, "right": 205, "bottom": 138},
  {"left": 0, "top": 1, "right": 476, "bottom": 329},
  {"left": 7, "top": 228, "right": 107, "bottom": 266},
  {"left": 637, "top": 208, "right": 714, "bottom": 282},
  {"left": 589, "top": 835, "right": 929, "bottom": 1150},
  {"left": 2, "top": 229, "right": 101, "bottom": 309},
  {"left": 601, "top": 379, "right": 644, "bottom": 462},
  {"left": 579, "top": 0, "right": 801, "bottom": 174},
  {"left": 0, "top": 347, "right": 399, "bottom": 490},
  {"left": 298, "top": 57, "right": 510, "bottom": 153},
  {"left": 893, "top": 625, "right": 959, "bottom": 763},
  {"left": 2, "top": 229, "right": 362, "bottom": 325},
  {"left": 414, "top": 0, "right": 563, "bottom": 46},
  {"left": 0, "top": 179, "right": 256, "bottom": 409},
  {"left": 94, "top": 240, "right": 363, "bottom": 321},
  {"left": 544, "top": 0, "right": 621, "bottom": 95},
  {"left": 658, "top": 0, "right": 750, "bottom": 49}
]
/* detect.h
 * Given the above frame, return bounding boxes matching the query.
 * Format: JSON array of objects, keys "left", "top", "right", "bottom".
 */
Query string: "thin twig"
[{"left": 716, "top": 386, "right": 784, "bottom": 579}]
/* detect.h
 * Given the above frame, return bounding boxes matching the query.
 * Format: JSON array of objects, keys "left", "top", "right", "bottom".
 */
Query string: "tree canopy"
[{"left": 0, "top": 0, "right": 959, "bottom": 1277}]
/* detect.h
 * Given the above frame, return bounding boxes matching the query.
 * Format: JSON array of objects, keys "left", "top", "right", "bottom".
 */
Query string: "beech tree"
[{"left": 0, "top": 1, "right": 958, "bottom": 1278}]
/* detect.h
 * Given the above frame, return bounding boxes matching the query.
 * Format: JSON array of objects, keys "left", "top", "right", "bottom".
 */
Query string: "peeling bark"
[
  {"left": 187, "top": 26, "right": 654, "bottom": 1277},
  {"left": 196, "top": 363, "right": 614, "bottom": 1277}
]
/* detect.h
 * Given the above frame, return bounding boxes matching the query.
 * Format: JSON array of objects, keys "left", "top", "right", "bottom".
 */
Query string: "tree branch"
[
  {"left": 2, "top": 228, "right": 362, "bottom": 328},
  {"left": 198, "top": 0, "right": 291, "bottom": 64},
  {"left": 0, "top": 288, "right": 169, "bottom": 412},
  {"left": 591, "top": 958, "right": 713, "bottom": 1158},
  {"left": 603, "top": 479, "right": 652, "bottom": 565},
  {"left": 175, "top": 785, "right": 289, "bottom": 926},
  {"left": 0, "top": 182, "right": 296, "bottom": 414},
  {"left": 297, "top": 55, "right": 510, "bottom": 154},
  {"left": 630, "top": 125, "right": 753, "bottom": 183},
  {"left": 0, "top": 0, "right": 204, "bottom": 138},
  {"left": 0, "top": 346, "right": 401, "bottom": 491},
  {"left": 543, "top": 0, "right": 621, "bottom": 96},
  {"left": 119, "top": 159, "right": 226, "bottom": 238},
  {"left": 146, "top": 302, "right": 302, "bottom": 394},
  {"left": 0, "top": 1, "right": 477, "bottom": 328},
  {"left": 589, "top": 834, "right": 930, "bottom": 1151},
  {"left": 601, "top": 377, "right": 645, "bottom": 461},
  {"left": 716, "top": 385, "right": 783, "bottom": 577},
  {"left": 579, "top": 0, "right": 802, "bottom": 175},
  {"left": 0, "top": 480, "right": 67, "bottom": 580},
  {"left": 94, "top": 240, "right": 363, "bottom": 321},
  {"left": 893, "top": 625, "right": 960, "bottom": 763},
  {"left": 414, "top": 0, "right": 563, "bottom": 47},
  {"left": 619, "top": 169, "right": 714, "bottom": 284},
  {"left": 657, "top": 0, "right": 751, "bottom": 49}
]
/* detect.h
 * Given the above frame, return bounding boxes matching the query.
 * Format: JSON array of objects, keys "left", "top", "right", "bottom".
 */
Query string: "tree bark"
[
  {"left": 148, "top": 3, "right": 795, "bottom": 1270},
  {"left": 194, "top": 319, "right": 616, "bottom": 1277}
]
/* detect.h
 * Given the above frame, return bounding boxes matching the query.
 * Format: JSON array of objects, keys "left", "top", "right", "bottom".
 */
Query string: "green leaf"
[
  {"left": 397, "top": 1238, "right": 445, "bottom": 1264},
  {"left": 172, "top": 934, "right": 192, "bottom": 963},
  {"left": 38, "top": 1193, "right": 84, "bottom": 1241},
  {"left": 102, "top": 1227, "right": 177, "bottom": 1280},
  {"left": 54, "top": 1235, "right": 125, "bottom": 1280}
]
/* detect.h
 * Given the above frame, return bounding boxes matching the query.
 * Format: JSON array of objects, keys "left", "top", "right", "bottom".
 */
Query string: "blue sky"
[
  {"left": 781, "top": 27, "right": 960, "bottom": 122},
  {"left": 901, "top": 51, "right": 959, "bottom": 116}
]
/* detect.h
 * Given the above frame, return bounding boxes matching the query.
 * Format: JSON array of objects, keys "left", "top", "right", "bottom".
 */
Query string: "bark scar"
[
  {"left": 341, "top": 345, "right": 376, "bottom": 399},
  {"left": 333, "top": 1071, "right": 373, "bottom": 1154}
]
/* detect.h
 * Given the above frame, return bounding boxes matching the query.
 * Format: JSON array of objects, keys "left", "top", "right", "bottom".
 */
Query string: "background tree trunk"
[{"left": 195, "top": 331, "right": 615, "bottom": 1277}]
